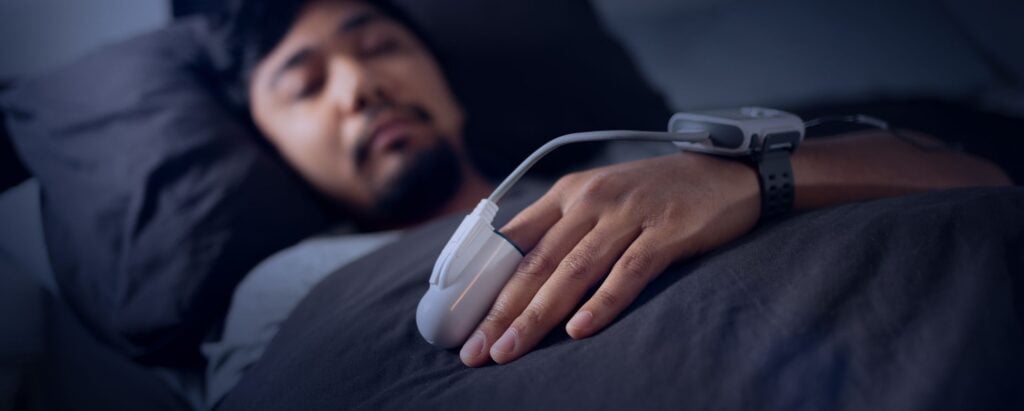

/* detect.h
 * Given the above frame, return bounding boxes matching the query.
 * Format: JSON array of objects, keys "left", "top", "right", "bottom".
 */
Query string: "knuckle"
[
  {"left": 662, "top": 205, "right": 690, "bottom": 223},
  {"left": 560, "top": 252, "right": 594, "bottom": 281},
  {"left": 517, "top": 251, "right": 557, "bottom": 279},
  {"left": 618, "top": 184, "right": 651, "bottom": 202},
  {"left": 640, "top": 212, "right": 667, "bottom": 230},
  {"left": 593, "top": 288, "right": 621, "bottom": 309},
  {"left": 619, "top": 248, "right": 656, "bottom": 283},
  {"left": 623, "top": 190, "right": 657, "bottom": 215},
  {"left": 483, "top": 299, "right": 515, "bottom": 326},
  {"left": 637, "top": 205, "right": 679, "bottom": 230},
  {"left": 520, "top": 305, "right": 546, "bottom": 327},
  {"left": 579, "top": 172, "right": 618, "bottom": 202},
  {"left": 555, "top": 172, "right": 584, "bottom": 190}
]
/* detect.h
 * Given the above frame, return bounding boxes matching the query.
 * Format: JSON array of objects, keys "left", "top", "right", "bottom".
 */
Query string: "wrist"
[{"left": 682, "top": 152, "right": 761, "bottom": 217}]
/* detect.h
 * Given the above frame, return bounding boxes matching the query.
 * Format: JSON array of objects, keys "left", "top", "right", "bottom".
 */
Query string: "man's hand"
[
  {"left": 459, "top": 152, "right": 761, "bottom": 366},
  {"left": 456, "top": 129, "right": 1010, "bottom": 367}
]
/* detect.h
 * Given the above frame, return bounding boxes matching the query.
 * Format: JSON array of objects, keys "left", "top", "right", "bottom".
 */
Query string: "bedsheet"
[{"left": 222, "top": 187, "right": 1024, "bottom": 410}]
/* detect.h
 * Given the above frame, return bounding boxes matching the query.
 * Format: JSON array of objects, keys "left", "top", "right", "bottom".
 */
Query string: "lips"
[
  {"left": 369, "top": 117, "right": 418, "bottom": 154},
  {"left": 354, "top": 111, "right": 425, "bottom": 169}
]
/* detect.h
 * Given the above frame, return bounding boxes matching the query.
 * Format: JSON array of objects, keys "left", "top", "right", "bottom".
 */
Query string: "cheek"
[
  {"left": 253, "top": 100, "right": 369, "bottom": 204},
  {"left": 389, "top": 56, "right": 463, "bottom": 138},
  {"left": 261, "top": 105, "right": 339, "bottom": 164}
]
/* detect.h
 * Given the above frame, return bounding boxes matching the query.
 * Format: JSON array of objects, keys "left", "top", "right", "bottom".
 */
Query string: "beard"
[{"left": 366, "top": 138, "right": 464, "bottom": 228}]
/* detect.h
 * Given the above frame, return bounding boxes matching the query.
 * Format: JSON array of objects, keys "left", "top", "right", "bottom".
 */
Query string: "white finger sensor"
[{"left": 416, "top": 200, "right": 523, "bottom": 348}]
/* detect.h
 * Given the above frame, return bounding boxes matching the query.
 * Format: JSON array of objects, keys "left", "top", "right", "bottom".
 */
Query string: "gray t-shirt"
[{"left": 202, "top": 228, "right": 401, "bottom": 408}]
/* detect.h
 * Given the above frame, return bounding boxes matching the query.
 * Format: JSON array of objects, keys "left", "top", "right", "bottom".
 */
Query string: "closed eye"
[
  {"left": 276, "top": 61, "right": 325, "bottom": 101},
  {"left": 293, "top": 74, "right": 326, "bottom": 100},
  {"left": 360, "top": 37, "right": 402, "bottom": 58}
]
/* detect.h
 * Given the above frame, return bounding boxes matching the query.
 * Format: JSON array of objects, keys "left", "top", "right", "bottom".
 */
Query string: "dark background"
[
  {"left": 3, "top": 0, "right": 1022, "bottom": 191},
  {"left": 171, "top": 0, "right": 224, "bottom": 17}
]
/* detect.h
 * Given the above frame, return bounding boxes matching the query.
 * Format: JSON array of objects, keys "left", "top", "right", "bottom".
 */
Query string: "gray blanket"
[{"left": 222, "top": 187, "right": 1024, "bottom": 411}]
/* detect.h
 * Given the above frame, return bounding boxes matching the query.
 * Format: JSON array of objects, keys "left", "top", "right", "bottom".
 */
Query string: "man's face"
[{"left": 249, "top": 0, "right": 466, "bottom": 222}]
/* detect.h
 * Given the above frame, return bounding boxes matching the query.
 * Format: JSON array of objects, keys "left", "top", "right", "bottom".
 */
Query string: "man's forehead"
[
  {"left": 256, "top": 0, "right": 387, "bottom": 86},
  {"left": 284, "top": 0, "right": 382, "bottom": 45}
]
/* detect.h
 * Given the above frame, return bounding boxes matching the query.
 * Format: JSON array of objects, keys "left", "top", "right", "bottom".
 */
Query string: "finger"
[
  {"left": 460, "top": 212, "right": 595, "bottom": 367},
  {"left": 566, "top": 230, "right": 678, "bottom": 340},
  {"left": 488, "top": 219, "right": 641, "bottom": 364},
  {"left": 497, "top": 191, "right": 561, "bottom": 253}
]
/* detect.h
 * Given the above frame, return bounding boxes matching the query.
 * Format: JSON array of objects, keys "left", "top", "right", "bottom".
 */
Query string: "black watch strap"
[
  {"left": 756, "top": 149, "right": 794, "bottom": 219},
  {"left": 753, "top": 130, "right": 801, "bottom": 220}
]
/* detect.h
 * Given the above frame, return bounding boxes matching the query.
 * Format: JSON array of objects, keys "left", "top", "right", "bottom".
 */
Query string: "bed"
[{"left": 220, "top": 186, "right": 1024, "bottom": 410}]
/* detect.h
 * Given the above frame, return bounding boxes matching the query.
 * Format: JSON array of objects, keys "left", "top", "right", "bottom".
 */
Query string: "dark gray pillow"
[{"left": 1, "top": 18, "right": 333, "bottom": 365}]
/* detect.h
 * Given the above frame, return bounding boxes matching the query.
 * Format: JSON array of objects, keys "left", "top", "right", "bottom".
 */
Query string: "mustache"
[{"left": 353, "top": 103, "right": 432, "bottom": 170}]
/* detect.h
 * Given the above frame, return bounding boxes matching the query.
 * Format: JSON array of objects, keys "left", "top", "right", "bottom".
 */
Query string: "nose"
[{"left": 325, "top": 58, "right": 388, "bottom": 115}]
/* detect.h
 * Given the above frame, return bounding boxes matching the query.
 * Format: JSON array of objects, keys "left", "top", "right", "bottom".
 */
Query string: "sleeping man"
[{"left": 203, "top": 0, "right": 1012, "bottom": 405}]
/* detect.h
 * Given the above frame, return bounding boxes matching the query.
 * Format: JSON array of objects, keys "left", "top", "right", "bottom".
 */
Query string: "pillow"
[
  {"left": 0, "top": 180, "right": 57, "bottom": 294},
  {"left": 1, "top": 18, "right": 333, "bottom": 365},
  {"left": 1, "top": 111, "right": 31, "bottom": 191}
]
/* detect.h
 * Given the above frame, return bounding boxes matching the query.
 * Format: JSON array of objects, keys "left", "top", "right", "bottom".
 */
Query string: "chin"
[
  {"left": 367, "top": 138, "right": 464, "bottom": 227},
  {"left": 368, "top": 150, "right": 417, "bottom": 191}
]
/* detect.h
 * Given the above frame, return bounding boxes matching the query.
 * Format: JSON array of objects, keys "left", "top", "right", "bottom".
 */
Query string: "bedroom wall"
[
  {"left": 5, "top": 0, "right": 1011, "bottom": 109},
  {"left": 592, "top": 0, "right": 1019, "bottom": 112},
  {"left": 0, "top": 0, "right": 171, "bottom": 79}
]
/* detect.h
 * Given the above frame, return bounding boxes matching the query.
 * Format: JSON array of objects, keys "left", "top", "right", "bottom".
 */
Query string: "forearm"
[{"left": 791, "top": 130, "right": 1012, "bottom": 210}]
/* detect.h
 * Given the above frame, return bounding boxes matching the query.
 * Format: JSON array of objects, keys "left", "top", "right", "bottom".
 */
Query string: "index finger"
[
  {"left": 460, "top": 212, "right": 595, "bottom": 366},
  {"left": 498, "top": 191, "right": 562, "bottom": 252}
]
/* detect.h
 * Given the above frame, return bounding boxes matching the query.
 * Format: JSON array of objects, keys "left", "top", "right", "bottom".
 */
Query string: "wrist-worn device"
[
  {"left": 417, "top": 107, "right": 804, "bottom": 349},
  {"left": 668, "top": 107, "right": 804, "bottom": 219}
]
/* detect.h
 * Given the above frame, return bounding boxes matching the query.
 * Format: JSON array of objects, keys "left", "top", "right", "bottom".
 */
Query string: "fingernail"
[
  {"left": 567, "top": 311, "right": 593, "bottom": 333},
  {"left": 460, "top": 331, "right": 486, "bottom": 362},
  {"left": 491, "top": 327, "right": 518, "bottom": 355}
]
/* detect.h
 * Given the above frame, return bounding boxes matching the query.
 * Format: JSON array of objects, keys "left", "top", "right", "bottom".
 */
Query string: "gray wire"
[
  {"left": 487, "top": 130, "right": 710, "bottom": 203},
  {"left": 803, "top": 114, "right": 947, "bottom": 152},
  {"left": 803, "top": 114, "right": 889, "bottom": 130}
]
